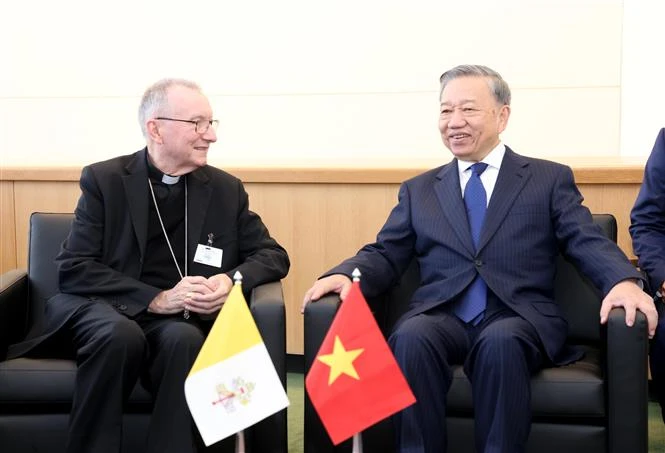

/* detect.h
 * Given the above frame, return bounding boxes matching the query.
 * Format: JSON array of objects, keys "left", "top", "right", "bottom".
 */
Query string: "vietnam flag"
[
  {"left": 305, "top": 275, "right": 416, "bottom": 445},
  {"left": 184, "top": 274, "right": 289, "bottom": 446}
]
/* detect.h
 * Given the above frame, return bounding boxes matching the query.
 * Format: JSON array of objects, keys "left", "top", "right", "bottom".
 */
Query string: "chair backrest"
[
  {"left": 555, "top": 213, "right": 616, "bottom": 344},
  {"left": 368, "top": 214, "right": 617, "bottom": 346},
  {"left": 27, "top": 212, "right": 74, "bottom": 330}
]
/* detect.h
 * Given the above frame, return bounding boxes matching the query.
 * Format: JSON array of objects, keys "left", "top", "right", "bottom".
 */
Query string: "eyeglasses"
[{"left": 155, "top": 117, "right": 219, "bottom": 134}]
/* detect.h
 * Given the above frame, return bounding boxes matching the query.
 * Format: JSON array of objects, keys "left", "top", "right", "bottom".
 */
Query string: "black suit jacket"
[
  {"left": 327, "top": 148, "right": 640, "bottom": 363},
  {"left": 9, "top": 149, "right": 289, "bottom": 358}
]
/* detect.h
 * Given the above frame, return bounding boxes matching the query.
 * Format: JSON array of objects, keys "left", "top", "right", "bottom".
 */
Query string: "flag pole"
[
  {"left": 351, "top": 268, "right": 364, "bottom": 453},
  {"left": 352, "top": 432, "right": 364, "bottom": 453},
  {"left": 235, "top": 430, "right": 246, "bottom": 453},
  {"left": 233, "top": 271, "right": 245, "bottom": 453}
]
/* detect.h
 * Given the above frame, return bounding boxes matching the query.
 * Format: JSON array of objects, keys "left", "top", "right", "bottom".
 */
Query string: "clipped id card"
[{"left": 193, "top": 244, "right": 223, "bottom": 268}]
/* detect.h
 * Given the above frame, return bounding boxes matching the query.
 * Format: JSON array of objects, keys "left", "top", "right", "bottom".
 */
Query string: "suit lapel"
[
  {"left": 122, "top": 150, "right": 150, "bottom": 260},
  {"left": 185, "top": 169, "right": 212, "bottom": 267},
  {"left": 434, "top": 160, "right": 476, "bottom": 256},
  {"left": 477, "top": 147, "right": 530, "bottom": 251}
]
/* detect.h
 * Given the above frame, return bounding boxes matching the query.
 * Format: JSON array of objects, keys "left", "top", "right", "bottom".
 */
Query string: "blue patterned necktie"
[{"left": 455, "top": 162, "right": 488, "bottom": 324}]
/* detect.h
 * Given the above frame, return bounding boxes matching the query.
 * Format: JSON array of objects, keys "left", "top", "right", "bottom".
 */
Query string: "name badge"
[{"left": 193, "top": 244, "right": 223, "bottom": 268}]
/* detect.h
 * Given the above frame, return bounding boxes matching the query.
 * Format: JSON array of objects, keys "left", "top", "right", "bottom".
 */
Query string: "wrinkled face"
[
  {"left": 438, "top": 76, "right": 510, "bottom": 162},
  {"left": 147, "top": 85, "right": 217, "bottom": 175}
]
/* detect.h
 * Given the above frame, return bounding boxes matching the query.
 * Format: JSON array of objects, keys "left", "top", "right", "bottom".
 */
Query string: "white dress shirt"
[{"left": 457, "top": 142, "right": 506, "bottom": 206}]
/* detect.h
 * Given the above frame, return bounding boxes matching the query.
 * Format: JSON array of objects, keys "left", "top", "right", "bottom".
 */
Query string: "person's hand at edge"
[
  {"left": 301, "top": 274, "right": 353, "bottom": 314},
  {"left": 599, "top": 279, "right": 658, "bottom": 338}
]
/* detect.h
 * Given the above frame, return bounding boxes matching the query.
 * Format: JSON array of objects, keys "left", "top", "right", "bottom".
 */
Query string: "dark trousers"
[
  {"left": 31, "top": 295, "right": 209, "bottom": 453},
  {"left": 389, "top": 305, "right": 545, "bottom": 453}
]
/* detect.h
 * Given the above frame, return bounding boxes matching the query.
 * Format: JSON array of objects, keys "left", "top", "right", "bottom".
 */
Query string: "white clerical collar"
[
  {"left": 145, "top": 150, "right": 182, "bottom": 185},
  {"left": 161, "top": 174, "right": 181, "bottom": 185}
]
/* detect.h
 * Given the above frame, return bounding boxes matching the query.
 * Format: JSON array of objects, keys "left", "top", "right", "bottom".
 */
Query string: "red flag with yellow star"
[{"left": 305, "top": 277, "right": 416, "bottom": 445}]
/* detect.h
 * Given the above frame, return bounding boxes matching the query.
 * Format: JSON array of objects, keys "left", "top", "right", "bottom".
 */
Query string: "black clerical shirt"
[{"left": 140, "top": 160, "right": 187, "bottom": 290}]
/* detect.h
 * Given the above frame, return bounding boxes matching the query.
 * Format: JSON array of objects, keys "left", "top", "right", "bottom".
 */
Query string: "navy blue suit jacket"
[
  {"left": 631, "top": 128, "right": 665, "bottom": 295},
  {"left": 328, "top": 147, "right": 640, "bottom": 363}
]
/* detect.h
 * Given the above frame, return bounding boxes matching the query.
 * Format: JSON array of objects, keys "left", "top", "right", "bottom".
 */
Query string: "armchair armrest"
[
  {"left": 303, "top": 293, "right": 343, "bottom": 452},
  {"left": 0, "top": 269, "right": 29, "bottom": 360},
  {"left": 606, "top": 307, "right": 649, "bottom": 453},
  {"left": 303, "top": 293, "right": 341, "bottom": 373},
  {"left": 248, "top": 280, "right": 288, "bottom": 453},
  {"left": 249, "top": 281, "right": 286, "bottom": 382}
]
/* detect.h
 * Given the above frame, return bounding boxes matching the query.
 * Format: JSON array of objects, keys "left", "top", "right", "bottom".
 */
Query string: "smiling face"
[
  {"left": 146, "top": 85, "right": 217, "bottom": 175},
  {"left": 438, "top": 76, "right": 510, "bottom": 162}
]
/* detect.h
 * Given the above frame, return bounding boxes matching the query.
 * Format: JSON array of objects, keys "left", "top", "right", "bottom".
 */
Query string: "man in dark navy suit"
[
  {"left": 303, "top": 65, "right": 657, "bottom": 453},
  {"left": 630, "top": 127, "right": 665, "bottom": 422},
  {"left": 8, "top": 79, "right": 290, "bottom": 453}
]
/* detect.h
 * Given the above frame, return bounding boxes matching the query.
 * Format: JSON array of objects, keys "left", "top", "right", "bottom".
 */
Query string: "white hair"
[{"left": 138, "top": 78, "right": 202, "bottom": 139}]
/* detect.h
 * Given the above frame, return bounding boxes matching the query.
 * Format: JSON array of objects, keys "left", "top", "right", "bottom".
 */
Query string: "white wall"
[
  {"left": 1, "top": 0, "right": 663, "bottom": 168},
  {"left": 620, "top": 0, "right": 665, "bottom": 157}
]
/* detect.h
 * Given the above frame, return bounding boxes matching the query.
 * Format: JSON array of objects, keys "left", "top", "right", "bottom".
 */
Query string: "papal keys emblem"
[{"left": 212, "top": 377, "right": 256, "bottom": 412}]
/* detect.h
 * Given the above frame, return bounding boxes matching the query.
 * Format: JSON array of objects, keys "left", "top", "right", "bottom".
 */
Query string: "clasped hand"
[{"left": 148, "top": 274, "right": 233, "bottom": 315}]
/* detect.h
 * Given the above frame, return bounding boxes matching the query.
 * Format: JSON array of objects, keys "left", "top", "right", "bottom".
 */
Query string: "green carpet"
[
  {"left": 650, "top": 402, "right": 665, "bottom": 452},
  {"left": 288, "top": 372, "right": 665, "bottom": 452},
  {"left": 287, "top": 372, "right": 304, "bottom": 453}
]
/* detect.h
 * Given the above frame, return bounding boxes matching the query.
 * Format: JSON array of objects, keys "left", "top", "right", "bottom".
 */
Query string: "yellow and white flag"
[{"left": 184, "top": 274, "right": 289, "bottom": 446}]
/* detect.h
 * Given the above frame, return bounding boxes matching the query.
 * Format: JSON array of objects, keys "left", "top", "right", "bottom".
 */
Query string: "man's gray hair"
[
  {"left": 138, "top": 78, "right": 202, "bottom": 139},
  {"left": 439, "top": 65, "right": 511, "bottom": 106}
]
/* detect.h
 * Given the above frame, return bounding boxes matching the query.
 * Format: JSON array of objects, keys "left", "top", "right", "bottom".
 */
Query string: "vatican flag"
[{"left": 185, "top": 273, "right": 289, "bottom": 446}]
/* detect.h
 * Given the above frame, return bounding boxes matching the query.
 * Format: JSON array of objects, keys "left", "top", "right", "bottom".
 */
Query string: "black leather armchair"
[
  {"left": 0, "top": 212, "right": 288, "bottom": 453},
  {"left": 304, "top": 214, "right": 648, "bottom": 453}
]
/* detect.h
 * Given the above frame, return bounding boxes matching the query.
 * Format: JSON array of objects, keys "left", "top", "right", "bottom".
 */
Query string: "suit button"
[
  {"left": 118, "top": 304, "right": 128, "bottom": 311},
  {"left": 474, "top": 259, "right": 483, "bottom": 267}
]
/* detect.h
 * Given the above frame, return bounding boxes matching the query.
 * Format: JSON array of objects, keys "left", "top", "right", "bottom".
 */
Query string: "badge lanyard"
[{"left": 148, "top": 176, "right": 190, "bottom": 319}]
